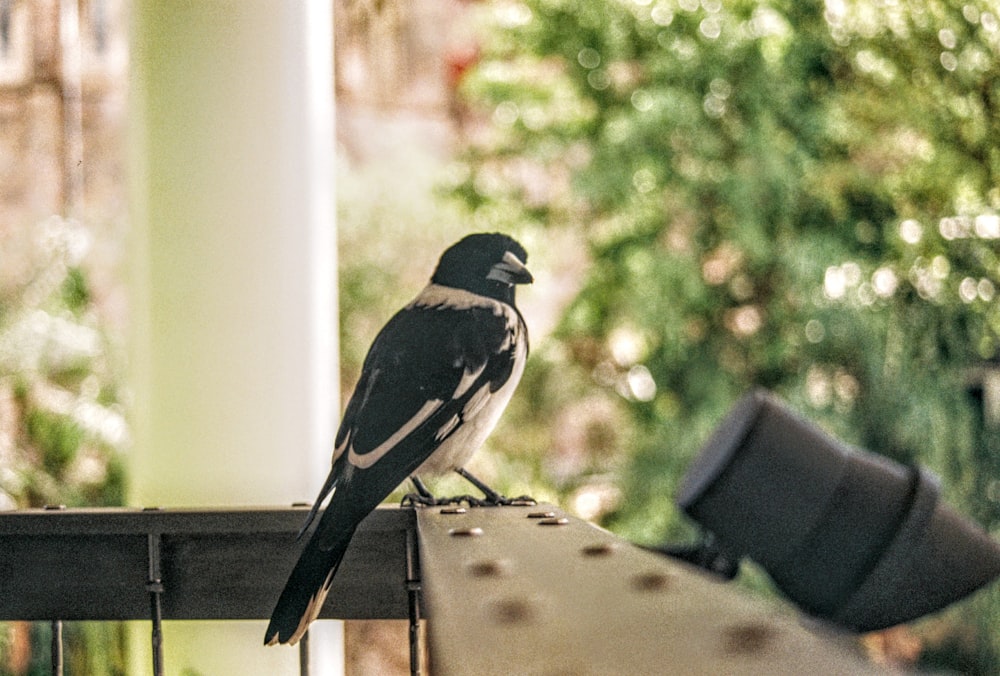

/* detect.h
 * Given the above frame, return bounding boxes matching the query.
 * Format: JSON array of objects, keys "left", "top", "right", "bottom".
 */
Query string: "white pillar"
[{"left": 128, "top": 1, "right": 339, "bottom": 674}]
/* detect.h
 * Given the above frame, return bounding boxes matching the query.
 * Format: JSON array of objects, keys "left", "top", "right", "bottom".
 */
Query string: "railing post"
[
  {"left": 146, "top": 531, "right": 165, "bottom": 676},
  {"left": 50, "top": 620, "right": 63, "bottom": 676},
  {"left": 406, "top": 527, "right": 422, "bottom": 676}
]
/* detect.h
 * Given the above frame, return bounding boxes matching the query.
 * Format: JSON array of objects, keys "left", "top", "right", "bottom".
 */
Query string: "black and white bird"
[{"left": 265, "top": 232, "right": 532, "bottom": 646}]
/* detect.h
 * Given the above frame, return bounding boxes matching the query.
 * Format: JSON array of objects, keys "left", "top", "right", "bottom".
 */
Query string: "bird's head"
[{"left": 431, "top": 233, "right": 533, "bottom": 304}]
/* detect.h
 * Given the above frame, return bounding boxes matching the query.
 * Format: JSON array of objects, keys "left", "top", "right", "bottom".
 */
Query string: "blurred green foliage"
[
  {"left": 0, "top": 217, "right": 127, "bottom": 674},
  {"left": 445, "top": 0, "right": 1000, "bottom": 670}
]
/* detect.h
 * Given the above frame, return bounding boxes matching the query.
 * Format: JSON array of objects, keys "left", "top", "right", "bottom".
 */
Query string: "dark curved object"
[{"left": 676, "top": 388, "right": 1000, "bottom": 632}]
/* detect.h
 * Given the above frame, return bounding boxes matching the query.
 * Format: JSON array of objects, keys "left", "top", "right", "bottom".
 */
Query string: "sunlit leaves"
[{"left": 458, "top": 0, "right": 1000, "bottom": 602}]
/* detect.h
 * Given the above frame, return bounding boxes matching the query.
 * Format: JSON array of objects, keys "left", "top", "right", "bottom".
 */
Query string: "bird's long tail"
[{"left": 264, "top": 525, "right": 356, "bottom": 646}]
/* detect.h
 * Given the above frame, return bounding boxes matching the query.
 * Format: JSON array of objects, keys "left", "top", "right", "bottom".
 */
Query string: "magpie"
[{"left": 265, "top": 232, "right": 533, "bottom": 646}]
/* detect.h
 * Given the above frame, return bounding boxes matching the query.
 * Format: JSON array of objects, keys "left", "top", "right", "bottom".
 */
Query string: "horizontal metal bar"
[
  {"left": 0, "top": 506, "right": 321, "bottom": 535},
  {"left": 0, "top": 506, "right": 412, "bottom": 621},
  {"left": 416, "top": 504, "right": 885, "bottom": 675}
]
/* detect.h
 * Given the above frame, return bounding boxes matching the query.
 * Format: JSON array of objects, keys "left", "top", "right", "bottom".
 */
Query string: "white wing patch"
[
  {"left": 343, "top": 361, "right": 493, "bottom": 468},
  {"left": 463, "top": 384, "right": 491, "bottom": 419},
  {"left": 342, "top": 284, "right": 524, "bottom": 475},
  {"left": 435, "top": 414, "right": 461, "bottom": 441},
  {"left": 453, "top": 361, "right": 487, "bottom": 399},
  {"left": 347, "top": 398, "right": 443, "bottom": 469},
  {"left": 331, "top": 434, "right": 349, "bottom": 464}
]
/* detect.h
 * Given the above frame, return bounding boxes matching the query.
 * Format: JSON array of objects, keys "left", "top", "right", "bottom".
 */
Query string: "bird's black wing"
[
  {"left": 294, "top": 295, "right": 521, "bottom": 539},
  {"left": 335, "top": 299, "right": 520, "bottom": 508},
  {"left": 267, "top": 298, "right": 523, "bottom": 646}
]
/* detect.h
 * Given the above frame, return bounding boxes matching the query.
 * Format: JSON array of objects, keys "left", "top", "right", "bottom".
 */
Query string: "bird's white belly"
[{"left": 414, "top": 339, "right": 526, "bottom": 476}]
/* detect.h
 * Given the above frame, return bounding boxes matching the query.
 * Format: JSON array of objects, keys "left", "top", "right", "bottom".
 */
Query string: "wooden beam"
[{"left": 416, "top": 503, "right": 885, "bottom": 675}]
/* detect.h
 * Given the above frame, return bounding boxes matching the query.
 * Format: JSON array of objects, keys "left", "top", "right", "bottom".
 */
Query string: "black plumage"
[{"left": 265, "top": 232, "right": 532, "bottom": 646}]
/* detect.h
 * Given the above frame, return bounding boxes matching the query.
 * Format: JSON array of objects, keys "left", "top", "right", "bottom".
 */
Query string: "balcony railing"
[{"left": 0, "top": 503, "right": 886, "bottom": 675}]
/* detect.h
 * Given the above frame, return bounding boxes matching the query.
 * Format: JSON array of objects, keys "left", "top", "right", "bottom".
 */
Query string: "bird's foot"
[
  {"left": 400, "top": 492, "right": 440, "bottom": 507},
  {"left": 439, "top": 494, "right": 487, "bottom": 507},
  {"left": 402, "top": 476, "right": 455, "bottom": 507},
  {"left": 483, "top": 494, "right": 537, "bottom": 507},
  {"left": 400, "top": 493, "right": 536, "bottom": 508},
  {"left": 445, "top": 493, "right": 537, "bottom": 507},
  {"left": 405, "top": 472, "right": 536, "bottom": 508},
  {"left": 457, "top": 493, "right": 537, "bottom": 507},
  {"left": 400, "top": 493, "right": 488, "bottom": 507},
  {"left": 452, "top": 467, "right": 537, "bottom": 507}
]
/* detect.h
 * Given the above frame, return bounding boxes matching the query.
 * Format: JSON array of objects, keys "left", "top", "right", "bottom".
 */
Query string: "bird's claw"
[
  {"left": 400, "top": 493, "right": 482, "bottom": 507},
  {"left": 444, "top": 494, "right": 486, "bottom": 507},
  {"left": 489, "top": 494, "right": 537, "bottom": 507},
  {"left": 400, "top": 492, "right": 439, "bottom": 507},
  {"left": 455, "top": 494, "right": 536, "bottom": 507},
  {"left": 400, "top": 493, "right": 537, "bottom": 508}
]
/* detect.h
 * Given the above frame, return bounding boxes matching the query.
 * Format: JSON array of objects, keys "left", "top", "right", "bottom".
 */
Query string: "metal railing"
[
  {"left": 0, "top": 504, "right": 886, "bottom": 675},
  {"left": 0, "top": 506, "right": 411, "bottom": 675}
]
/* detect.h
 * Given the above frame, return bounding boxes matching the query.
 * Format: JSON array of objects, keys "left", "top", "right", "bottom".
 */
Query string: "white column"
[{"left": 128, "top": 1, "right": 339, "bottom": 674}]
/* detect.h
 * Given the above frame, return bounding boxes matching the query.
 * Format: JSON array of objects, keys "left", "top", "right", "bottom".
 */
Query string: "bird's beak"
[{"left": 488, "top": 251, "right": 534, "bottom": 285}]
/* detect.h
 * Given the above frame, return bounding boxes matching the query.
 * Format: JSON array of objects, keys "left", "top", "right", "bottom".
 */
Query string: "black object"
[
  {"left": 675, "top": 388, "right": 1000, "bottom": 632},
  {"left": 651, "top": 533, "right": 741, "bottom": 580}
]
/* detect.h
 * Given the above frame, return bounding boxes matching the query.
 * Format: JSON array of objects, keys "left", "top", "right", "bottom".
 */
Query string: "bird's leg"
[
  {"left": 455, "top": 467, "right": 536, "bottom": 506},
  {"left": 400, "top": 476, "right": 439, "bottom": 507},
  {"left": 411, "top": 476, "right": 434, "bottom": 500},
  {"left": 399, "top": 476, "right": 482, "bottom": 507},
  {"left": 401, "top": 472, "right": 536, "bottom": 508}
]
